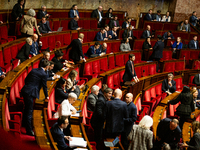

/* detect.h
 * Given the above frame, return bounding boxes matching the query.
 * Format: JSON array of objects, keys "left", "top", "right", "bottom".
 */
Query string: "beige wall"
[{"left": 1, "top": 0, "right": 170, "bottom": 20}]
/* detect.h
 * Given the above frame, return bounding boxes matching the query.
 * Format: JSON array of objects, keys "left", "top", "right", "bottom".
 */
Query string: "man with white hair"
[
  {"left": 30, "top": 34, "right": 42, "bottom": 56},
  {"left": 100, "top": 42, "right": 107, "bottom": 54},
  {"left": 87, "top": 85, "right": 99, "bottom": 112},
  {"left": 162, "top": 73, "right": 176, "bottom": 95},
  {"left": 91, "top": 6, "right": 103, "bottom": 28},
  {"left": 122, "top": 93, "right": 137, "bottom": 150},
  {"left": 53, "top": 93, "right": 77, "bottom": 118},
  {"left": 37, "top": 5, "right": 49, "bottom": 19},
  {"left": 104, "top": 89, "right": 128, "bottom": 138}
]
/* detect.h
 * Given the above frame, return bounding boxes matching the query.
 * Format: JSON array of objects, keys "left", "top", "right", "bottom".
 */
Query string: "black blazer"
[
  {"left": 192, "top": 74, "right": 200, "bottom": 86},
  {"left": 104, "top": 98, "right": 128, "bottom": 133},
  {"left": 38, "top": 58, "right": 46, "bottom": 68},
  {"left": 16, "top": 43, "right": 30, "bottom": 63},
  {"left": 38, "top": 21, "right": 52, "bottom": 33},
  {"left": 21, "top": 68, "right": 48, "bottom": 99},
  {"left": 67, "top": 39, "right": 84, "bottom": 62},
  {"left": 91, "top": 9, "right": 103, "bottom": 19},
  {"left": 142, "top": 41, "right": 152, "bottom": 50},
  {"left": 37, "top": 10, "right": 47, "bottom": 19},
  {"left": 156, "top": 118, "right": 181, "bottom": 148},
  {"left": 55, "top": 87, "right": 68, "bottom": 104},
  {"left": 122, "top": 29, "right": 134, "bottom": 39},
  {"left": 11, "top": 3, "right": 25, "bottom": 21},
  {"left": 109, "top": 19, "right": 120, "bottom": 28},
  {"left": 68, "top": 19, "right": 79, "bottom": 30},
  {"left": 105, "top": 12, "right": 113, "bottom": 18},
  {"left": 162, "top": 79, "right": 176, "bottom": 93},
  {"left": 50, "top": 122, "right": 69, "bottom": 150},
  {"left": 122, "top": 21, "right": 131, "bottom": 29},
  {"left": 87, "top": 93, "right": 98, "bottom": 112},
  {"left": 51, "top": 57, "right": 65, "bottom": 73},
  {"left": 141, "top": 30, "right": 152, "bottom": 39},
  {"left": 124, "top": 102, "right": 137, "bottom": 135},
  {"left": 150, "top": 40, "right": 164, "bottom": 59},
  {"left": 187, "top": 132, "right": 200, "bottom": 150},
  {"left": 144, "top": 13, "right": 154, "bottom": 21},
  {"left": 188, "top": 40, "right": 200, "bottom": 49},
  {"left": 122, "top": 60, "right": 137, "bottom": 82}
]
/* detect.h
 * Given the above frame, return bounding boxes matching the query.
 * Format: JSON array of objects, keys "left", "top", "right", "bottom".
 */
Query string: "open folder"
[{"left": 69, "top": 137, "right": 87, "bottom": 148}]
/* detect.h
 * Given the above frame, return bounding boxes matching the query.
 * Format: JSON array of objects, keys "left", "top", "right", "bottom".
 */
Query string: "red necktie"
[{"left": 131, "top": 61, "right": 135, "bottom": 75}]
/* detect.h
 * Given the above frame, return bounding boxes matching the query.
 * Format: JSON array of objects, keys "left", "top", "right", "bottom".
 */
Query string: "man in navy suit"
[
  {"left": 162, "top": 73, "right": 176, "bottom": 95},
  {"left": 109, "top": 15, "right": 120, "bottom": 30},
  {"left": 141, "top": 25, "right": 154, "bottom": 38},
  {"left": 68, "top": 16, "right": 81, "bottom": 30},
  {"left": 37, "top": 5, "right": 50, "bottom": 19},
  {"left": 38, "top": 17, "right": 52, "bottom": 34},
  {"left": 162, "top": 31, "right": 175, "bottom": 40},
  {"left": 85, "top": 42, "right": 101, "bottom": 58},
  {"left": 47, "top": 61, "right": 59, "bottom": 81},
  {"left": 104, "top": 89, "right": 128, "bottom": 138},
  {"left": 189, "top": 35, "right": 199, "bottom": 49},
  {"left": 69, "top": 4, "right": 79, "bottom": 18},
  {"left": 95, "top": 28, "right": 107, "bottom": 41},
  {"left": 123, "top": 54, "right": 139, "bottom": 84},
  {"left": 121, "top": 93, "right": 137, "bottom": 150},
  {"left": 30, "top": 34, "right": 42, "bottom": 56},
  {"left": 144, "top": 9, "right": 154, "bottom": 21},
  {"left": 190, "top": 11, "right": 199, "bottom": 27},
  {"left": 21, "top": 60, "right": 49, "bottom": 135},
  {"left": 51, "top": 116, "right": 73, "bottom": 150},
  {"left": 104, "top": 24, "right": 112, "bottom": 40},
  {"left": 108, "top": 26, "right": 118, "bottom": 40}
]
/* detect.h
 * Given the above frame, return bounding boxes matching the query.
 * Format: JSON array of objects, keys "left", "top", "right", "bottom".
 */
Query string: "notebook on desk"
[{"left": 104, "top": 137, "right": 119, "bottom": 147}]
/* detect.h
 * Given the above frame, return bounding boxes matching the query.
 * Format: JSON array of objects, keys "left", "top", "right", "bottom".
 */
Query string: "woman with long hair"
[
  {"left": 171, "top": 37, "right": 183, "bottom": 58},
  {"left": 11, "top": 0, "right": 26, "bottom": 21},
  {"left": 105, "top": 8, "right": 113, "bottom": 19}
]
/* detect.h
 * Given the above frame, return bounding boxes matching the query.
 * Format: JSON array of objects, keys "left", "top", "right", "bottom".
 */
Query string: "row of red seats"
[
  {"left": 0, "top": 25, "right": 16, "bottom": 44},
  {"left": 162, "top": 60, "right": 185, "bottom": 73}
]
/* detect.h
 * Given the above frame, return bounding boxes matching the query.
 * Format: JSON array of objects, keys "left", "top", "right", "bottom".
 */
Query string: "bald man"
[
  {"left": 30, "top": 34, "right": 42, "bottom": 56},
  {"left": 91, "top": 6, "right": 103, "bottom": 28},
  {"left": 121, "top": 93, "right": 137, "bottom": 150},
  {"left": 104, "top": 89, "right": 128, "bottom": 138},
  {"left": 141, "top": 25, "right": 154, "bottom": 38}
]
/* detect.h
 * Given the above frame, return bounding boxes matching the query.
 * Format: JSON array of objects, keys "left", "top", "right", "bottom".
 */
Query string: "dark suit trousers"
[
  {"left": 121, "top": 131, "right": 129, "bottom": 150},
  {"left": 93, "top": 125, "right": 104, "bottom": 150},
  {"left": 23, "top": 93, "right": 34, "bottom": 133}
]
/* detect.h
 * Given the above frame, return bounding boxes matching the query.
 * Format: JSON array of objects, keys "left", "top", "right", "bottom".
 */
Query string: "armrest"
[
  {"left": 79, "top": 77, "right": 88, "bottom": 83},
  {"left": 82, "top": 75, "right": 93, "bottom": 80}
]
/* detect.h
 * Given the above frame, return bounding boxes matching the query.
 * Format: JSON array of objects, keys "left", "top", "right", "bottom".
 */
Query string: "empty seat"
[
  {"left": 163, "top": 62, "right": 175, "bottom": 72},
  {"left": 115, "top": 54, "right": 125, "bottom": 67}
]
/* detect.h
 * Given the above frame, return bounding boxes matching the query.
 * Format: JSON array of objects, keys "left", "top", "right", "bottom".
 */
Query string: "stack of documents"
[{"left": 69, "top": 137, "right": 87, "bottom": 148}]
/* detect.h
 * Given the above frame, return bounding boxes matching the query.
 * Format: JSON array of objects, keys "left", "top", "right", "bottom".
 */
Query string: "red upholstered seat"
[
  {"left": 63, "top": 33, "right": 71, "bottom": 46},
  {"left": 48, "top": 36, "right": 56, "bottom": 50},
  {"left": 107, "top": 75, "right": 114, "bottom": 89},
  {"left": 83, "top": 62, "right": 98, "bottom": 80},
  {"left": 112, "top": 41, "right": 120, "bottom": 53},
  {"left": 106, "top": 43, "right": 112, "bottom": 54},
  {"left": 124, "top": 53, "right": 130, "bottom": 63},
  {"left": 60, "top": 20, "right": 70, "bottom": 31},
  {"left": 134, "top": 52, "right": 142, "bottom": 63},
  {"left": 87, "top": 31, "right": 96, "bottom": 42},
  {"left": 175, "top": 61, "right": 185, "bottom": 71},
  {"left": 0, "top": 25, "right": 16, "bottom": 42},
  {"left": 149, "top": 64, "right": 157, "bottom": 75},
  {"left": 113, "top": 73, "right": 121, "bottom": 89},
  {"left": 189, "top": 33, "right": 198, "bottom": 40},
  {"left": 161, "top": 51, "right": 172, "bottom": 60},
  {"left": 164, "top": 62, "right": 175, "bottom": 72},
  {"left": 163, "top": 24, "right": 177, "bottom": 30},
  {"left": 174, "top": 78, "right": 183, "bottom": 91},
  {"left": 10, "top": 45, "right": 19, "bottom": 60},
  {"left": 155, "top": 31, "right": 164, "bottom": 38},
  {"left": 155, "top": 84, "right": 162, "bottom": 96},
  {"left": 55, "top": 34, "right": 64, "bottom": 47},
  {"left": 81, "top": 31, "right": 88, "bottom": 43},
  {"left": 92, "top": 60, "right": 103, "bottom": 75},
  {"left": 82, "top": 44, "right": 89, "bottom": 57},
  {"left": 100, "top": 57, "right": 109, "bottom": 71},
  {"left": 3, "top": 47, "right": 12, "bottom": 64},
  {"left": 33, "top": 60, "right": 40, "bottom": 69},
  {"left": 108, "top": 56, "right": 115, "bottom": 70},
  {"left": 96, "top": 80, "right": 102, "bottom": 90},
  {"left": 190, "top": 51, "right": 200, "bottom": 60},
  {"left": 47, "top": 89, "right": 55, "bottom": 119},
  {"left": 132, "top": 30, "right": 144, "bottom": 39},
  {"left": 52, "top": 20, "right": 60, "bottom": 31},
  {"left": 193, "top": 60, "right": 200, "bottom": 69},
  {"left": 71, "top": 32, "right": 78, "bottom": 40},
  {"left": 115, "top": 54, "right": 124, "bottom": 67},
  {"left": 141, "top": 65, "right": 149, "bottom": 77},
  {"left": 119, "top": 70, "right": 125, "bottom": 84},
  {"left": 150, "top": 40, "right": 157, "bottom": 47},
  {"left": 135, "top": 66, "right": 142, "bottom": 78},
  {"left": 83, "top": 20, "right": 91, "bottom": 29},
  {"left": 40, "top": 36, "right": 49, "bottom": 50},
  {"left": 168, "top": 102, "right": 180, "bottom": 118},
  {"left": 90, "top": 20, "right": 98, "bottom": 29},
  {"left": 179, "top": 32, "right": 189, "bottom": 40},
  {"left": 133, "top": 40, "right": 144, "bottom": 50}
]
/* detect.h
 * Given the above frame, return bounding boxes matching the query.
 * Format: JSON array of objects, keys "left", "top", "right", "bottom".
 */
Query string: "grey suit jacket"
[{"left": 87, "top": 93, "right": 98, "bottom": 112}]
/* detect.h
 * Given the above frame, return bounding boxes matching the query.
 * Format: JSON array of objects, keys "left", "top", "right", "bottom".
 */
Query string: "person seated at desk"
[
  {"left": 109, "top": 15, "right": 120, "bottom": 30},
  {"left": 39, "top": 51, "right": 50, "bottom": 68},
  {"left": 99, "top": 42, "right": 107, "bottom": 54},
  {"left": 162, "top": 11, "right": 171, "bottom": 22},
  {"left": 46, "top": 61, "right": 59, "bottom": 81},
  {"left": 105, "top": 8, "right": 113, "bottom": 19},
  {"left": 120, "top": 38, "right": 131, "bottom": 52},
  {"left": 189, "top": 35, "right": 199, "bottom": 49},
  {"left": 122, "top": 18, "right": 132, "bottom": 29},
  {"left": 68, "top": 16, "right": 81, "bottom": 30},
  {"left": 30, "top": 34, "right": 42, "bottom": 56},
  {"left": 142, "top": 37, "right": 153, "bottom": 60},
  {"left": 87, "top": 85, "right": 99, "bottom": 112},
  {"left": 162, "top": 73, "right": 176, "bottom": 95},
  {"left": 177, "top": 21, "right": 186, "bottom": 31},
  {"left": 141, "top": 25, "right": 154, "bottom": 39},
  {"left": 55, "top": 78, "right": 69, "bottom": 104},
  {"left": 53, "top": 93, "right": 77, "bottom": 118},
  {"left": 122, "top": 25, "right": 134, "bottom": 40},
  {"left": 69, "top": 4, "right": 79, "bottom": 18},
  {"left": 94, "top": 28, "right": 107, "bottom": 41},
  {"left": 37, "top": 5, "right": 50, "bottom": 19},
  {"left": 184, "top": 19, "right": 191, "bottom": 32},
  {"left": 155, "top": 10, "right": 162, "bottom": 21},
  {"left": 108, "top": 26, "right": 118, "bottom": 40},
  {"left": 0, "top": 67, "right": 6, "bottom": 82},
  {"left": 11, "top": 0, "right": 25, "bottom": 21},
  {"left": 171, "top": 37, "right": 183, "bottom": 58},
  {"left": 16, "top": 37, "right": 32, "bottom": 63},
  {"left": 144, "top": 9, "right": 154, "bottom": 21},
  {"left": 50, "top": 116, "right": 73, "bottom": 150},
  {"left": 85, "top": 42, "right": 102, "bottom": 58},
  {"left": 38, "top": 17, "right": 52, "bottom": 34},
  {"left": 104, "top": 24, "right": 112, "bottom": 40},
  {"left": 51, "top": 50, "right": 71, "bottom": 73},
  {"left": 162, "top": 30, "right": 175, "bottom": 40}
]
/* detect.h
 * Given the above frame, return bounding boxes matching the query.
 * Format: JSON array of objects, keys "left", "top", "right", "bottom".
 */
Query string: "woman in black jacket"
[
  {"left": 11, "top": 0, "right": 26, "bottom": 21},
  {"left": 105, "top": 8, "right": 113, "bottom": 19},
  {"left": 168, "top": 86, "right": 195, "bottom": 129},
  {"left": 142, "top": 37, "right": 153, "bottom": 60}
]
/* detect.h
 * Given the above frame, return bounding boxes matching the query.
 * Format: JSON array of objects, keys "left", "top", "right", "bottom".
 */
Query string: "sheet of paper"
[
  {"left": 69, "top": 137, "right": 87, "bottom": 148},
  {"left": 74, "top": 148, "right": 88, "bottom": 150},
  {"left": 71, "top": 113, "right": 80, "bottom": 117}
]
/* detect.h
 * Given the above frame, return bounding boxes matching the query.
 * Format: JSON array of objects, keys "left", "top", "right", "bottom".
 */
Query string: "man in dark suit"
[
  {"left": 87, "top": 85, "right": 99, "bottom": 112},
  {"left": 38, "top": 17, "right": 52, "bottom": 34},
  {"left": 141, "top": 25, "right": 154, "bottom": 38},
  {"left": 30, "top": 34, "right": 42, "bottom": 56},
  {"left": 21, "top": 60, "right": 49, "bottom": 135},
  {"left": 144, "top": 9, "right": 154, "bottom": 21},
  {"left": 121, "top": 93, "right": 137, "bottom": 150},
  {"left": 68, "top": 16, "right": 81, "bottom": 30},
  {"left": 66, "top": 33, "right": 86, "bottom": 64},
  {"left": 99, "top": 42, "right": 107, "bottom": 54},
  {"left": 122, "top": 25, "right": 134, "bottom": 40},
  {"left": 39, "top": 51, "right": 50, "bottom": 68},
  {"left": 37, "top": 5, "right": 50, "bottom": 19},
  {"left": 162, "top": 73, "right": 176, "bottom": 95},
  {"left": 162, "top": 31, "right": 175, "bottom": 40},
  {"left": 104, "top": 89, "right": 128, "bottom": 138},
  {"left": 190, "top": 11, "right": 199, "bottom": 27},
  {"left": 50, "top": 116, "right": 72, "bottom": 150},
  {"left": 91, "top": 6, "right": 103, "bottom": 28},
  {"left": 85, "top": 42, "right": 101, "bottom": 58},
  {"left": 123, "top": 54, "right": 139, "bottom": 84},
  {"left": 108, "top": 26, "right": 118, "bottom": 40},
  {"left": 69, "top": 4, "right": 79, "bottom": 18},
  {"left": 184, "top": 19, "right": 191, "bottom": 32},
  {"left": 122, "top": 18, "right": 132, "bottom": 29},
  {"left": 189, "top": 35, "right": 199, "bottom": 49},
  {"left": 91, "top": 88, "right": 113, "bottom": 149},
  {"left": 47, "top": 61, "right": 59, "bottom": 81},
  {"left": 104, "top": 24, "right": 112, "bottom": 40},
  {"left": 109, "top": 15, "right": 120, "bottom": 30},
  {"left": 154, "top": 118, "right": 181, "bottom": 150},
  {"left": 94, "top": 28, "right": 107, "bottom": 41},
  {"left": 150, "top": 35, "right": 164, "bottom": 71}
]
